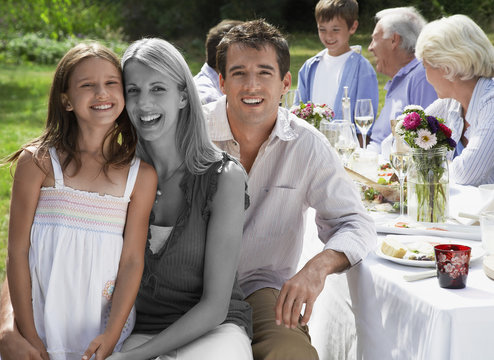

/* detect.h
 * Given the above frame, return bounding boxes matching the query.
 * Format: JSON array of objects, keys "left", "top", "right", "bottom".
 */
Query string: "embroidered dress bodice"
[{"left": 29, "top": 147, "right": 140, "bottom": 360}]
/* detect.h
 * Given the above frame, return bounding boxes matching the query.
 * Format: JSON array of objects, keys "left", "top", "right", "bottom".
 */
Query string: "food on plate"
[
  {"left": 406, "top": 241, "right": 435, "bottom": 261},
  {"left": 377, "top": 163, "right": 398, "bottom": 183},
  {"left": 345, "top": 163, "right": 401, "bottom": 212},
  {"left": 381, "top": 236, "right": 439, "bottom": 261},
  {"left": 395, "top": 221, "right": 409, "bottom": 228},
  {"left": 381, "top": 237, "right": 407, "bottom": 258}
]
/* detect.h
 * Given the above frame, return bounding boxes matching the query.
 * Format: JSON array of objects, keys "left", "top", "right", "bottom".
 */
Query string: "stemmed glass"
[
  {"left": 282, "top": 89, "right": 301, "bottom": 109},
  {"left": 322, "top": 120, "right": 358, "bottom": 166},
  {"left": 354, "top": 99, "right": 374, "bottom": 149},
  {"left": 389, "top": 151, "right": 410, "bottom": 216}
]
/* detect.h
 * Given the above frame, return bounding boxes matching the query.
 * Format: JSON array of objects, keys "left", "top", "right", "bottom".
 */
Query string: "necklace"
[{"left": 155, "top": 161, "right": 185, "bottom": 203}]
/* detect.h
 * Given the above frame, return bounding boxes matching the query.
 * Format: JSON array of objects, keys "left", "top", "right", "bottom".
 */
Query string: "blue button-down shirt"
[
  {"left": 296, "top": 48, "right": 379, "bottom": 123},
  {"left": 368, "top": 58, "right": 437, "bottom": 153}
]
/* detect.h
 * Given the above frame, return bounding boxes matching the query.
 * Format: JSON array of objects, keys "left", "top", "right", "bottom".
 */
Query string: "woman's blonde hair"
[
  {"left": 416, "top": 14, "right": 494, "bottom": 81},
  {"left": 121, "top": 38, "right": 222, "bottom": 174}
]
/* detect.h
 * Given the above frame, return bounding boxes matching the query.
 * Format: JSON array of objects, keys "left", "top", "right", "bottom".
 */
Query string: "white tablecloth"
[
  {"left": 299, "top": 209, "right": 357, "bottom": 360},
  {"left": 301, "top": 203, "right": 494, "bottom": 359},
  {"left": 347, "top": 242, "right": 494, "bottom": 360}
]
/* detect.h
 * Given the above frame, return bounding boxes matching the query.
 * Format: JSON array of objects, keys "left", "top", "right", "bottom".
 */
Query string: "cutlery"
[
  {"left": 458, "top": 212, "right": 480, "bottom": 221},
  {"left": 403, "top": 269, "right": 437, "bottom": 282}
]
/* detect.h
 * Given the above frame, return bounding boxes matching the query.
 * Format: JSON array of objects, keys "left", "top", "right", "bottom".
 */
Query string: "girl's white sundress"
[{"left": 29, "top": 147, "right": 139, "bottom": 360}]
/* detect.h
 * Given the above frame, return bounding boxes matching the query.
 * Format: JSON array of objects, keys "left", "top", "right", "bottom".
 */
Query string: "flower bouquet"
[
  {"left": 395, "top": 105, "right": 456, "bottom": 223},
  {"left": 290, "top": 101, "right": 334, "bottom": 130}
]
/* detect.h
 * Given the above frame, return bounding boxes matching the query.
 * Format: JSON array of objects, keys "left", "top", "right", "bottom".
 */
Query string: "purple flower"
[
  {"left": 427, "top": 116, "right": 439, "bottom": 134},
  {"left": 403, "top": 112, "right": 421, "bottom": 130},
  {"left": 447, "top": 138, "right": 457, "bottom": 148}
]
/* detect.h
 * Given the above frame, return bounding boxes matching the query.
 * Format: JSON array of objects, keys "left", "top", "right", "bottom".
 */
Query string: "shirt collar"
[
  {"left": 270, "top": 107, "right": 298, "bottom": 142},
  {"left": 205, "top": 96, "right": 235, "bottom": 142},
  {"left": 468, "top": 77, "right": 490, "bottom": 115},
  {"left": 206, "top": 96, "right": 298, "bottom": 143},
  {"left": 384, "top": 58, "right": 421, "bottom": 91}
]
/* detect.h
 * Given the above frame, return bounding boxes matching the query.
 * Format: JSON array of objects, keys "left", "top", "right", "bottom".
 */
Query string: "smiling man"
[
  {"left": 203, "top": 19, "right": 376, "bottom": 360},
  {"left": 367, "top": 6, "right": 437, "bottom": 153}
]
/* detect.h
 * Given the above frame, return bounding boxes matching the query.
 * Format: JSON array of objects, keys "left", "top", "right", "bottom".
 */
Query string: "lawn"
[{"left": 0, "top": 32, "right": 388, "bottom": 281}]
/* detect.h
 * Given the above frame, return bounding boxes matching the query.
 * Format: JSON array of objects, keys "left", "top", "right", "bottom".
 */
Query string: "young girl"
[{"left": 6, "top": 42, "right": 157, "bottom": 360}]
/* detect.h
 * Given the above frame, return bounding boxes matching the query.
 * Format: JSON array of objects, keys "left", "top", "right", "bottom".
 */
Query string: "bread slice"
[{"left": 381, "top": 237, "right": 407, "bottom": 258}]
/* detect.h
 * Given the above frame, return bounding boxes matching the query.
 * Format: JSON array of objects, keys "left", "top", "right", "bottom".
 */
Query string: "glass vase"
[{"left": 407, "top": 147, "right": 449, "bottom": 223}]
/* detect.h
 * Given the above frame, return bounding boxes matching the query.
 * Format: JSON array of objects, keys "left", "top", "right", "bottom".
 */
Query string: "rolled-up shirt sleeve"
[{"left": 305, "top": 139, "right": 377, "bottom": 266}]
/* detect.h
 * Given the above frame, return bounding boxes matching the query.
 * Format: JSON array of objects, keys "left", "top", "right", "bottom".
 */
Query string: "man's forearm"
[{"left": 310, "top": 249, "right": 351, "bottom": 276}]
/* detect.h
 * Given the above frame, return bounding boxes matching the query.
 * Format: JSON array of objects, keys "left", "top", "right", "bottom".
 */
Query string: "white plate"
[
  {"left": 375, "top": 220, "right": 481, "bottom": 241},
  {"left": 376, "top": 235, "right": 485, "bottom": 268}
]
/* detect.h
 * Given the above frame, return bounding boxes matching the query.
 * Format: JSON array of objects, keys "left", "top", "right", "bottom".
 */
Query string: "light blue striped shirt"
[{"left": 449, "top": 77, "right": 494, "bottom": 185}]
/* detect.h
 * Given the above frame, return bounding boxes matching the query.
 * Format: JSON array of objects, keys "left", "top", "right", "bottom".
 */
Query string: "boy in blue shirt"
[{"left": 297, "top": 0, "right": 378, "bottom": 134}]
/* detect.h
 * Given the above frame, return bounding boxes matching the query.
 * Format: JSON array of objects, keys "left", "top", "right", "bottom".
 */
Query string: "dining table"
[{"left": 299, "top": 182, "right": 494, "bottom": 360}]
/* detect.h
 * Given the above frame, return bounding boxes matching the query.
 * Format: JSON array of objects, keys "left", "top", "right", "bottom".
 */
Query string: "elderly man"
[
  {"left": 193, "top": 19, "right": 243, "bottom": 105},
  {"left": 367, "top": 7, "right": 437, "bottom": 153},
  {"left": 204, "top": 19, "right": 376, "bottom": 359}
]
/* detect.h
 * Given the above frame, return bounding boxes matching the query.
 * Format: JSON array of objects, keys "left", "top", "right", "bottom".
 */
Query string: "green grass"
[
  {"left": 0, "top": 32, "right": 390, "bottom": 281},
  {"left": 0, "top": 64, "right": 54, "bottom": 280}
]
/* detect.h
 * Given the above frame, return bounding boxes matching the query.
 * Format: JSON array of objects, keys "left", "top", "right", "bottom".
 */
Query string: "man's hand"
[{"left": 274, "top": 249, "right": 350, "bottom": 328}]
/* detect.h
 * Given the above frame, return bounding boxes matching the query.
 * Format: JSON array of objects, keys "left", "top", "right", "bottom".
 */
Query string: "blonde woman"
[{"left": 416, "top": 14, "right": 494, "bottom": 185}]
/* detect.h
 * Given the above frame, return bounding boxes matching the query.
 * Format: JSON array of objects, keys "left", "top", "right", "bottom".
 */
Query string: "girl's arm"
[
  {"left": 6, "top": 150, "right": 49, "bottom": 359},
  {"left": 83, "top": 161, "right": 157, "bottom": 360},
  {"left": 107, "top": 161, "right": 246, "bottom": 360}
]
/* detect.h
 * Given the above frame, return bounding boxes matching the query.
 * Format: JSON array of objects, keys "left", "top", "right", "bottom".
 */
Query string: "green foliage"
[
  {"left": 1, "top": 33, "right": 129, "bottom": 65},
  {"left": 0, "top": 0, "right": 125, "bottom": 41}
]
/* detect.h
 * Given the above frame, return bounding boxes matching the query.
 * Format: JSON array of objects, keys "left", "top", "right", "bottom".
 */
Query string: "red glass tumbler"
[{"left": 434, "top": 244, "right": 471, "bottom": 289}]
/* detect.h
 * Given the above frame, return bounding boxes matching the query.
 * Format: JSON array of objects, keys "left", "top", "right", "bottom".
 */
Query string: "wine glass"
[
  {"left": 282, "top": 89, "right": 301, "bottom": 109},
  {"left": 325, "top": 120, "right": 358, "bottom": 166},
  {"left": 390, "top": 151, "right": 410, "bottom": 216},
  {"left": 354, "top": 99, "right": 374, "bottom": 149}
]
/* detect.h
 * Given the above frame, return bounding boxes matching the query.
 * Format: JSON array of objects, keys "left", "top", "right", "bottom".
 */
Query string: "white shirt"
[
  {"left": 203, "top": 96, "right": 377, "bottom": 296},
  {"left": 193, "top": 63, "right": 223, "bottom": 105},
  {"left": 312, "top": 50, "right": 353, "bottom": 108}
]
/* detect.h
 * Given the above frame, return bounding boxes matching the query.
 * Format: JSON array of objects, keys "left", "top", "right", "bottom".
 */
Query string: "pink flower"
[
  {"left": 403, "top": 112, "right": 421, "bottom": 130},
  {"left": 439, "top": 123, "right": 452, "bottom": 138}
]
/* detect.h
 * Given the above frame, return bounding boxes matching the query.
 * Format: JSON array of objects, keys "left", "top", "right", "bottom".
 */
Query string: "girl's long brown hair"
[{"left": 5, "top": 42, "right": 137, "bottom": 175}]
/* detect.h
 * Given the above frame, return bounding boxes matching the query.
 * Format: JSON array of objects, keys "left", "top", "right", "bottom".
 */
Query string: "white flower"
[
  {"left": 395, "top": 119, "right": 405, "bottom": 135},
  {"left": 313, "top": 106, "right": 326, "bottom": 116},
  {"left": 404, "top": 104, "right": 424, "bottom": 112},
  {"left": 414, "top": 128, "right": 437, "bottom": 149}
]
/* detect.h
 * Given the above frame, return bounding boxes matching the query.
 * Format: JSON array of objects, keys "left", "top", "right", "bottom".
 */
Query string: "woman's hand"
[{"left": 82, "top": 333, "right": 118, "bottom": 360}]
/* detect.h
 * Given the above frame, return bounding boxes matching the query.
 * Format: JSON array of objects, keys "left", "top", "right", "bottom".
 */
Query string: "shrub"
[{"left": 2, "top": 33, "right": 128, "bottom": 65}]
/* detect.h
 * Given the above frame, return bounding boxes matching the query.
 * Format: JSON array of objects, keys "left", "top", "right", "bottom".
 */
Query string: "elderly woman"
[{"left": 415, "top": 14, "right": 494, "bottom": 186}]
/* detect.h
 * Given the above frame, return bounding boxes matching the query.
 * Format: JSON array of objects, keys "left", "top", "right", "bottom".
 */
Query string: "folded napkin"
[{"left": 449, "top": 183, "right": 494, "bottom": 225}]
